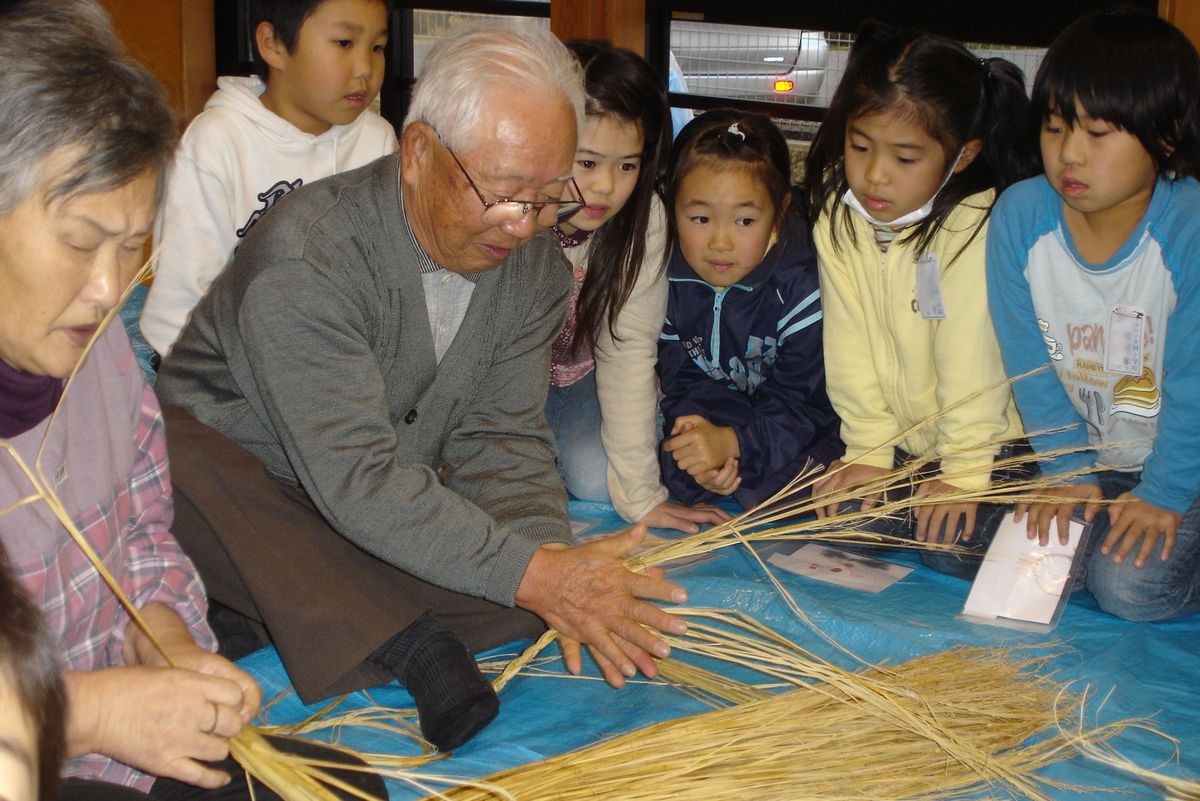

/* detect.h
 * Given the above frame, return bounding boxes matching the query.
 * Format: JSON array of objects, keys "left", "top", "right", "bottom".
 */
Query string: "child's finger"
[
  {"left": 1030, "top": 505, "right": 1053, "bottom": 546},
  {"left": 859, "top": 491, "right": 883, "bottom": 511},
  {"left": 715, "top": 460, "right": 739, "bottom": 492},
  {"left": 913, "top": 505, "right": 930, "bottom": 541},
  {"left": 1100, "top": 516, "right": 1129, "bottom": 557},
  {"left": 1134, "top": 529, "right": 1162, "bottom": 569},
  {"left": 960, "top": 505, "right": 977, "bottom": 541},
  {"left": 1159, "top": 528, "right": 1177, "bottom": 562},
  {"left": 671, "top": 415, "right": 700, "bottom": 436},
  {"left": 1056, "top": 507, "right": 1072, "bottom": 546},
  {"left": 662, "top": 432, "right": 687, "bottom": 452}
]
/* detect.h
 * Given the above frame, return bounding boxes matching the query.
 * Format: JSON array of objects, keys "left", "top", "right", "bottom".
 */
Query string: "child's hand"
[
  {"left": 641, "top": 501, "right": 731, "bottom": 534},
  {"left": 912, "top": 479, "right": 978, "bottom": 544},
  {"left": 663, "top": 415, "right": 739, "bottom": 476},
  {"left": 812, "top": 460, "right": 891, "bottom": 519},
  {"left": 1104, "top": 492, "right": 1181, "bottom": 567},
  {"left": 1013, "top": 483, "right": 1102, "bottom": 546},
  {"left": 695, "top": 457, "right": 741, "bottom": 496}
]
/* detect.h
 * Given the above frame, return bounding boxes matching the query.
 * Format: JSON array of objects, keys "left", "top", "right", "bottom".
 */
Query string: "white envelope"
[{"left": 962, "top": 512, "right": 1088, "bottom": 629}]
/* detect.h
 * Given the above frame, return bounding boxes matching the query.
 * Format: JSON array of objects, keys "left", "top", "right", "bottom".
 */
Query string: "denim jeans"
[
  {"left": 1077, "top": 470, "right": 1200, "bottom": 622},
  {"left": 544, "top": 370, "right": 611, "bottom": 503}
]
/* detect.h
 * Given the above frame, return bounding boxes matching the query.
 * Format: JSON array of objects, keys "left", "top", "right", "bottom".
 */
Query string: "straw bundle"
[
  {"left": 431, "top": 645, "right": 1129, "bottom": 801},
  {"left": 257, "top": 692, "right": 459, "bottom": 770},
  {"left": 480, "top": 651, "right": 778, "bottom": 708},
  {"left": 630, "top": 364, "right": 1147, "bottom": 581},
  {"left": 627, "top": 437, "right": 1128, "bottom": 576}
]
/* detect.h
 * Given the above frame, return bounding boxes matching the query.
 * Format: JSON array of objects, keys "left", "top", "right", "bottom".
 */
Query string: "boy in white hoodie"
[{"left": 140, "top": 0, "right": 397, "bottom": 357}]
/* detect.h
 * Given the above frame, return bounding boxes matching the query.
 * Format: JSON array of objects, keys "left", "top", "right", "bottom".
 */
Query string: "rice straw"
[
  {"left": 432, "top": 645, "right": 1136, "bottom": 801},
  {"left": 1060, "top": 703, "right": 1200, "bottom": 800},
  {"left": 256, "top": 693, "right": 442, "bottom": 769},
  {"left": 473, "top": 374, "right": 1170, "bottom": 798}
]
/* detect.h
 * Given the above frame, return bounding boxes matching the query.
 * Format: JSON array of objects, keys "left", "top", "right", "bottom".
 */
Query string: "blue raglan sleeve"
[
  {"left": 985, "top": 180, "right": 1097, "bottom": 479},
  {"left": 1135, "top": 185, "right": 1200, "bottom": 513}
]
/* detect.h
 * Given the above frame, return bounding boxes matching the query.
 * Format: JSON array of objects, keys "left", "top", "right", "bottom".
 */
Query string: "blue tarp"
[{"left": 242, "top": 500, "right": 1199, "bottom": 800}]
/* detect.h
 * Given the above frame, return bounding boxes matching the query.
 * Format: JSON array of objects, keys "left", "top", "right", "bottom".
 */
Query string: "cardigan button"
[{"left": 404, "top": 409, "right": 418, "bottom": 424}]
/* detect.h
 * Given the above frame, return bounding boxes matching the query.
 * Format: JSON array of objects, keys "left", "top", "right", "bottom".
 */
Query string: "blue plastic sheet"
[{"left": 240, "top": 500, "right": 1200, "bottom": 800}]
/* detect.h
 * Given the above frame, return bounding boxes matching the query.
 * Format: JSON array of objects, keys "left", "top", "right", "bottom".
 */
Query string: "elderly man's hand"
[{"left": 515, "top": 524, "right": 688, "bottom": 687}]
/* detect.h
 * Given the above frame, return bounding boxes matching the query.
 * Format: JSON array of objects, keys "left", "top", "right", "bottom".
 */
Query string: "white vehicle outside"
[{"left": 670, "top": 21, "right": 829, "bottom": 104}]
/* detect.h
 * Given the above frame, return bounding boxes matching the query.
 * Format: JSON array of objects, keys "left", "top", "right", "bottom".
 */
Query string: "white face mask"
[{"left": 841, "top": 147, "right": 966, "bottom": 229}]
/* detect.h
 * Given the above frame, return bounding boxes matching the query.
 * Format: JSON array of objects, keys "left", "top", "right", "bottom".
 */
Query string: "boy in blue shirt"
[{"left": 987, "top": 9, "right": 1200, "bottom": 621}]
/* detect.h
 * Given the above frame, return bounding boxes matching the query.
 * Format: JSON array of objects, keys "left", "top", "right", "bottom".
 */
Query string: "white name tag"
[
  {"left": 914, "top": 255, "right": 945, "bottom": 320},
  {"left": 1104, "top": 305, "right": 1145, "bottom": 376}
]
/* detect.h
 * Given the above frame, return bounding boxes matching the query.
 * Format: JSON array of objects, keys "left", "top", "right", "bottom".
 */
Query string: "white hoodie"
[{"left": 141, "top": 76, "right": 398, "bottom": 355}]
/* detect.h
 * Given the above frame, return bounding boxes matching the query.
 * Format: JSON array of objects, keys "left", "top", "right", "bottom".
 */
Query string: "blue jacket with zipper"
[{"left": 658, "top": 206, "right": 842, "bottom": 508}]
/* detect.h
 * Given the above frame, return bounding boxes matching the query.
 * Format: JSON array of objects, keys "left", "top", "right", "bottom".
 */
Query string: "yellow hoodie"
[{"left": 814, "top": 189, "right": 1022, "bottom": 491}]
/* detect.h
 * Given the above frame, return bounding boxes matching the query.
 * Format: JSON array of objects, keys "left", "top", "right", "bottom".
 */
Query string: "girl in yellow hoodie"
[{"left": 804, "top": 22, "right": 1038, "bottom": 575}]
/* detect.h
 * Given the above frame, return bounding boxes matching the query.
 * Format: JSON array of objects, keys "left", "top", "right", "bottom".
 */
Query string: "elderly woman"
[
  {"left": 0, "top": 3, "right": 382, "bottom": 800},
  {"left": 0, "top": 0, "right": 262, "bottom": 793}
]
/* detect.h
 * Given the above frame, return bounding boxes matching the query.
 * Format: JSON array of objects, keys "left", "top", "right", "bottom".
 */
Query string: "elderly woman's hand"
[
  {"left": 64, "top": 665, "right": 249, "bottom": 788},
  {"left": 59, "top": 602, "right": 264, "bottom": 787},
  {"left": 167, "top": 647, "right": 262, "bottom": 726},
  {"left": 125, "top": 603, "right": 262, "bottom": 725}
]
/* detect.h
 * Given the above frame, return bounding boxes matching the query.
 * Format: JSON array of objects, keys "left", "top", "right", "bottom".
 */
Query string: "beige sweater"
[{"left": 578, "top": 197, "right": 671, "bottom": 521}]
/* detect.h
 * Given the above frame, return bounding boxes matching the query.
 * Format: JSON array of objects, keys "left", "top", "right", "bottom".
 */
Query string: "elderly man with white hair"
[{"left": 156, "top": 25, "right": 687, "bottom": 751}]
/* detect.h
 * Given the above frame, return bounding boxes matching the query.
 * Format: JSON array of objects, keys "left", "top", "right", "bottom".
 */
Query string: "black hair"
[
  {"left": 0, "top": 546, "right": 66, "bottom": 801},
  {"left": 804, "top": 21, "right": 1039, "bottom": 259},
  {"left": 1032, "top": 7, "right": 1200, "bottom": 180},
  {"left": 664, "top": 108, "right": 795, "bottom": 257},
  {"left": 565, "top": 40, "right": 671, "bottom": 355},
  {"left": 250, "top": 0, "right": 392, "bottom": 79}
]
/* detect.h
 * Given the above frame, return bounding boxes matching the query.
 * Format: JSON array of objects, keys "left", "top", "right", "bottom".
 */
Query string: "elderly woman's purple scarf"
[{"left": 0, "top": 359, "right": 63, "bottom": 437}]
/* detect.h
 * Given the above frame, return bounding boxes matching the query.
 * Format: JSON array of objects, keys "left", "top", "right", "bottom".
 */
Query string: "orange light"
[{"left": 773, "top": 78, "right": 795, "bottom": 93}]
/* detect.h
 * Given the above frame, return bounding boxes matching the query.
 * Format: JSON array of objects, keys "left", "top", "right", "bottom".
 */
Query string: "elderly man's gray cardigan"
[{"left": 157, "top": 152, "right": 573, "bottom": 607}]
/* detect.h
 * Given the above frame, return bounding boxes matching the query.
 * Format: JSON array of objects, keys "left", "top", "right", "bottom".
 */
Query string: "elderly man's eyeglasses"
[{"left": 434, "top": 132, "right": 585, "bottom": 227}]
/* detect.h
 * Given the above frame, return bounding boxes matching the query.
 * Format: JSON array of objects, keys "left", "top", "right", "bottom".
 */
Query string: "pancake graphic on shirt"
[{"left": 1110, "top": 367, "right": 1161, "bottom": 418}]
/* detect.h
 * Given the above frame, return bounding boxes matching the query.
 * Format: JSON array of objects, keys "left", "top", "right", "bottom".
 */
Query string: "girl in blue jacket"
[{"left": 657, "top": 109, "right": 842, "bottom": 508}]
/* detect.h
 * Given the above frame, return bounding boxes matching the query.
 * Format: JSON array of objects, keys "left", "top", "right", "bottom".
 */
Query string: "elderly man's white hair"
[{"left": 404, "top": 25, "right": 585, "bottom": 152}]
